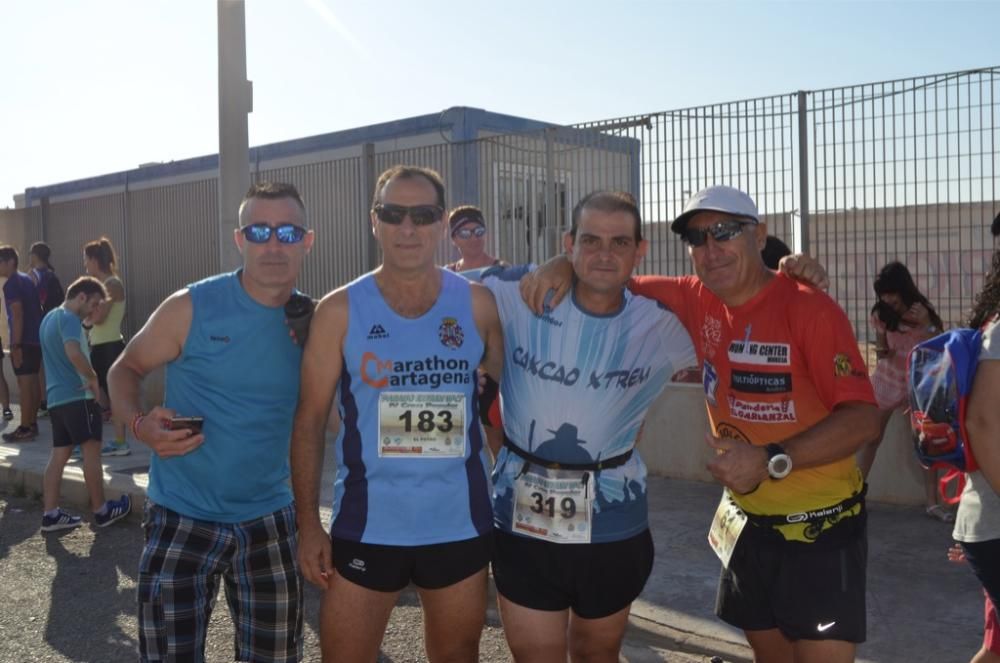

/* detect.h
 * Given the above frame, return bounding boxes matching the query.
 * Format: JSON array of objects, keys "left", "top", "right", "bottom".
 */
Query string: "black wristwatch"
[{"left": 766, "top": 443, "right": 792, "bottom": 479}]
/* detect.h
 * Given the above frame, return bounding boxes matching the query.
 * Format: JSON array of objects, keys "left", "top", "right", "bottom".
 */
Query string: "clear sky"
[{"left": 2, "top": 0, "right": 998, "bottom": 207}]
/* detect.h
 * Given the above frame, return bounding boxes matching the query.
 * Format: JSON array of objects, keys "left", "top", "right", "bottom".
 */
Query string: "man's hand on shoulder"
[
  {"left": 778, "top": 253, "right": 829, "bottom": 291},
  {"left": 519, "top": 255, "right": 573, "bottom": 315}
]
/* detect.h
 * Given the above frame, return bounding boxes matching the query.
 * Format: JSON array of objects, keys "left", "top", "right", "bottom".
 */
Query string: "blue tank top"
[
  {"left": 149, "top": 271, "right": 302, "bottom": 523},
  {"left": 486, "top": 276, "right": 697, "bottom": 543},
  {"left": 332, "top": 270, "right": 492, "bottom": 545}
]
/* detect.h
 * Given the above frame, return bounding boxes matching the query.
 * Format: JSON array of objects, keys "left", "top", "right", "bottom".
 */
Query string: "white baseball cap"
[{"left": 671, "top": 185, "right": 760, "bottom": 235}]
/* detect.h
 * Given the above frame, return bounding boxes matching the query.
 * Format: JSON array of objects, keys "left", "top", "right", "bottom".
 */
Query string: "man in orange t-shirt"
[
  {"left": 634, "top": 186, "right": 880, "bottom": 663},
  {"left": 524, "top": 185, "right": 881, "bottom": 663}
]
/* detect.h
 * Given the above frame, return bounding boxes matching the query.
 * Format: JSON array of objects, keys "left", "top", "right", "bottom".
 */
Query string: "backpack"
[
  {"left": 44, "top": 272, "right": 64, "bottom": 312},
  {"left": 907, "top": 328, "right": 983, "bottom": 503}
]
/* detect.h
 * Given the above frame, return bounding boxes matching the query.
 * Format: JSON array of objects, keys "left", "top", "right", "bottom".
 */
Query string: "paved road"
[{"left": 0, "top": 492, "right": 713, "bottom": 663}]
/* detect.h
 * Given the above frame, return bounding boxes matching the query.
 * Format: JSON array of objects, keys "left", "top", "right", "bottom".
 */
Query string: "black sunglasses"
[
  {"left": 240, "top": 223, "right": 308, "bottom": 244},
  {"left": 373, "top": 203, "right": 444, "bottom": 226},
  {"left": 683, "top": 219, "right": 756, "bottom": 247}
]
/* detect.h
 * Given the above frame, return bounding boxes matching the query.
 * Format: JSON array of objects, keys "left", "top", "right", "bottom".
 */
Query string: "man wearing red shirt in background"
[{"left": 526, "top": 186, "right": 880, "bottom": 663}]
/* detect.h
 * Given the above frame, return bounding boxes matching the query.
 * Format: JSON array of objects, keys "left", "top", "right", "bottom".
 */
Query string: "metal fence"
[
  {"left": 572, "top": 67, "right": 999, "bottom": 354},
  {"left": 1, "top": 66, "right": 997, "bottom": 365}
]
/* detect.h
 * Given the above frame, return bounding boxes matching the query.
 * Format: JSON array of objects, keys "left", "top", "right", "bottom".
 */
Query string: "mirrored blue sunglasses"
[{"left": 240, "top": 223, "right": 308, "bottom": 244}]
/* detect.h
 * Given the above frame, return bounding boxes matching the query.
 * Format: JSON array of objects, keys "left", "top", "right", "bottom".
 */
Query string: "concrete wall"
[{"left": 1, "top": 360, "right": 926, "bottom": 505}]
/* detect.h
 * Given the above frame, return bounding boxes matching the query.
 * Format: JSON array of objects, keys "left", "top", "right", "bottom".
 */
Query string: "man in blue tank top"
[
  {"left": 108, "top": 182, "right": 316, "bottom": 662},
  {"left": 291, "top": 166, "right": 504, "bottom": 662},
  {"left": 483, "top": 191, "right": 698, "bottom": 662}
]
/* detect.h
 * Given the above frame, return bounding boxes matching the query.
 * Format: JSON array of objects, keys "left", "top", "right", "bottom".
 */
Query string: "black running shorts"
[
  {"left": 716, "top": 512, "right": 867, "bottom": 642},
  {"left": 49, "top": 399, "right": 103, "bottom": 447},
  {"left": 492, "top": 528, "right": 654, "bottom": 619},
  {"left": 331, "top": 532, "right": 493, "bottom": 592}
]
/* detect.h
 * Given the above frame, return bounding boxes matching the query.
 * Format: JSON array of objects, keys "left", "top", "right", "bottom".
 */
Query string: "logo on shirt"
[
  {"left": 727, "top": 323, "right": 791, "bottom": 366},
  {"left": 703, "top": 359, "right": 719, "bottom": 406},
  {"left": 367, "top": 323, "right": 389, "bottom": 340},
  {"left": 727, "top": 395, "right": 797, "bottom": 423},
  {"left": 359, "top": 351, "right": 472, "bottom": 389},
  {"left": 716, "top": 421, "right": 751, "bottom": 444},
  {"left": 537, "top": 313, "right": 563, "bottom": 327},
  {"left": 438, "top": 317, "right": 464, "bottom": 350},
  {"left": 209, "top": 335, "right": 231, "bottom": 344},
  {"left": 349, "top": 558, "right": 367, "bottom": 572},
  {"left": 731, "top": 370, "right": 792, "bottom": 394},
  {"left": 833, "top": 353, "right": 865, "bottom": 378},
  {"left": 728, "top": 340, "right": 790, "bottom": 366},
  {"left": 701, "top": 315, "right": 722, "bottom": 357}
]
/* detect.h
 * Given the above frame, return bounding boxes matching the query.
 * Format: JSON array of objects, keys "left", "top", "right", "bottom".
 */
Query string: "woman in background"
[
  {"left": 84, "top": 237, "right": 129, "bottom": 456},
  {"left": 857, "top": 261, "right": 950, "bottom": 520}
]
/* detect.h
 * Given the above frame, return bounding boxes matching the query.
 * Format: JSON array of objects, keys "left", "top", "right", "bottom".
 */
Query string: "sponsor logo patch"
[
  {"left": 360, "top": 352, "right": 472, "bottom": 389},
  {"left": 728, "top": 340, "right": 791, "bottom": 366},
  {"left": 703, "top": 359, "right": 719, "bottom": 406},
  {"left": 731, "top": 370, "right": 792, "bottom": 394},
  {"left": 727, "top": 395, "right": 797, "bottom": 423},
  {"left": 833, "top": 353, "right": 866, "bottom": 378}
]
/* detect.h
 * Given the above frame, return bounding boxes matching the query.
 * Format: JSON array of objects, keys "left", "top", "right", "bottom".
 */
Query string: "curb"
[{"left": 1, "top": 453, "right": 147, "bottom": 527}]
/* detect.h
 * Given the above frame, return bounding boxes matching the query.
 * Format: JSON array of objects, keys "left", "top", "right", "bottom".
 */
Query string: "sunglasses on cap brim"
[
  {"left": 373, "top": 203, "right": 444, "bottom": 226},
  {"left": 240, "top": 223, "right": 308, "bottom": 244},
  {"left": 682, "top": 219, "right": 757, "bottom": 247}
]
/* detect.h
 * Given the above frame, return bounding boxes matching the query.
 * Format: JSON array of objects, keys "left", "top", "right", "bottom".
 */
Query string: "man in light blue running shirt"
[
  {"left": 109, "top": 182, "right": 315, "bottom": 663},
  {"left": 482, "top": 191, "right": 698, "bottom": 661},
  {"left": 292, "top": 166, "right": 505, "bottom": 663}
]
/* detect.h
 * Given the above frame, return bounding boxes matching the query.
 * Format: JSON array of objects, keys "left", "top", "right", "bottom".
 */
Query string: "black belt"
[
  {"left": 503, "top": 435, "right": 633, "bottom": 472},
  {"left": 742, "top": 483, "right": 867, "bottom": 527}
]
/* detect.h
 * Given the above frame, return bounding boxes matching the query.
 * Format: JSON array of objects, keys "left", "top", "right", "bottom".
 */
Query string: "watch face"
[{"left": 768, "top": 454, "right": 792, "bottom": 478}]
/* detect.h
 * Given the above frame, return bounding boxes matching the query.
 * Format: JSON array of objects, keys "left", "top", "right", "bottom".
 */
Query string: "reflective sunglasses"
[
  {"left": 683, "top": 219, "right": 756, "bottom": 247},
  {"left": 453, "top": 226, "right": 486, "bottom": 240},
  {"left": 240, "top": 223, "right": 308, "bottom": 244},
  {"left": 373, "top": 203, "right": 444, "bottom": 226}
]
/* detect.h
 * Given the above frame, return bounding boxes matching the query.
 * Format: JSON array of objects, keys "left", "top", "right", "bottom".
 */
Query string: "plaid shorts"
[{"left": 138, "top": 500, "right": 303, "bottom": 662}]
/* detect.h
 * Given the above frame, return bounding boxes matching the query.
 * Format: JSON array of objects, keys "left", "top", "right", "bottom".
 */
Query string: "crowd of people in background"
[{"left": 0, "top": 181, "right": 997, "bottom": 663}]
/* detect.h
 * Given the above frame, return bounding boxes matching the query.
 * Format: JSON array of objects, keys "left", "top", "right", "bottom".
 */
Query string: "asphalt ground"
[
  {"left": 0, "top": 492, "right": 716, "bottom": 663},
  {"left": 1, "top": 401, "right": 988, "bottom": 663}
]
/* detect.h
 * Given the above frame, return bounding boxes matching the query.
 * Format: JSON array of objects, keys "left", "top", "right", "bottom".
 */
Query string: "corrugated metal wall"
[
  {"left": 124, "top": 179, "right": 219, "bottom": 337},
  {"left": 259, "top": 157, "right": 366, "bottom": 299}
]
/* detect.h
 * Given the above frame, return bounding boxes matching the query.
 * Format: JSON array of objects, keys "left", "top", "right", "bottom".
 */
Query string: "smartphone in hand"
[{"left": 169, "top": 416, "right": 204, "bottom": 434}]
